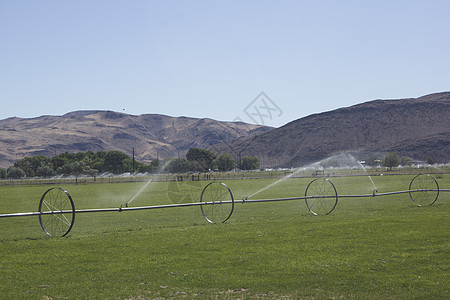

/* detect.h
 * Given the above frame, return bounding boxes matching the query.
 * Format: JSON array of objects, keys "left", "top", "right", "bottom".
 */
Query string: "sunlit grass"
[{"left": 0, "top": 173, "right": 448, "bottom": 299}]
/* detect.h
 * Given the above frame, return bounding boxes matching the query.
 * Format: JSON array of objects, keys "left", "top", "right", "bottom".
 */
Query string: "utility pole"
[{"left": 132, "top": 147, "right": 135, "bottom": 174}]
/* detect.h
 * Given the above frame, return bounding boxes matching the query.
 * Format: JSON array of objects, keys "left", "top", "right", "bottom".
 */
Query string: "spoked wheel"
[
  {"left": 38, "top": 187, "right": 75, "bottom": 237},
  {"left": 409, "top": 174, "right": 439, "bottom": 207},
  {"left": 305, "top": 178, "right": 338, "bottom": 215},
  {"left": 200, "top": 182, "right": 234, "bottom": 223}
]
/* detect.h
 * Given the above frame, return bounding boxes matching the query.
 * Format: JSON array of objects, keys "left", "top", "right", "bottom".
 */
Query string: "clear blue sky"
[{"left": 1, "top": 0, "right": 449, "bottom": 127}]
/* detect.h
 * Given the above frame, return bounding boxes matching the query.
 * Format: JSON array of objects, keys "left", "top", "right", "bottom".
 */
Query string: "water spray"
[
  {"left": 357, "top": 160, "right": 378, "bottom": 194},
  {"left": 0, "top": 174, "right": 446, "bottom": 238},
  {"left": 122, "top": 160, "right": 172, "bottom": 208},
  {"left": 122, "top": 178, "right": 153, "bottom": 207},
  {"left": 246, "top": 167, "right": 305, "bottom": 199}
]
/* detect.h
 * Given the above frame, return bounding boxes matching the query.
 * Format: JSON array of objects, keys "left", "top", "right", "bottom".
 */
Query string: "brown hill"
[
  {"left": 218, "top": 92, "right": 450, "bottom": 167},
  {"left": 2, "top": 92, "right": 448, "bottom": 169},
  {"left": 0, "top": 111, "right": 272, "bottom": 168}
]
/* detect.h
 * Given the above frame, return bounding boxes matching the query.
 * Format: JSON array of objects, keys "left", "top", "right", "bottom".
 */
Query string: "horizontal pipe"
[
  {"left": 75, "top": 201, "right": 210, "bottom": 214},
  {"left": 0, "top": 211, "right": 42, "bottom": 218},
  {"left": 0, "top": 201, "right": 220, "bottom": 218},
  {"left": 1, "top": 189, "right": 448, "bottom": 218}
]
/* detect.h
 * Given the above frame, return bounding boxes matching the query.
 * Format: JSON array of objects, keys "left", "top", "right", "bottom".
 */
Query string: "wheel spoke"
[
  {"left": 409, "top": 174, "right": 439, "bottom": 206},
  {"left": 39, "top": 188, "right": 75, "bottom": 237},
  {"left": 305, "top": 178, "right": 338, "bottom": 215},
  {"left": 200, "top": 182, "right": 234, "bottom": 223}
]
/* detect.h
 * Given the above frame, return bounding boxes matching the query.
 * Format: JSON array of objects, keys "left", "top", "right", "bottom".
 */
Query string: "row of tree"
[
  {"left": 365, "top": 153, "right": 435, "bottom": 169},
  {"left": 364, "top": 153, "right": 410, "bottom": 168},
  {"left": 0, "top": 150, "right": 160, "bottom": 179},
  {"left": 0, "top": 148, "right": 260, "bottom": 179},
  {"left": 165, "top": 148, "right": 259, "bottom": 173},
  {"left": 3, "top": 149, "right": 427, "bottom": 179},
  {"left": 315, "top": 152, "right": 435, "bottom": 170}
]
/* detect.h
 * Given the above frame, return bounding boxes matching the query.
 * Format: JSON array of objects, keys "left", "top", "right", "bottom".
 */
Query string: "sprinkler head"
[
  {"left": 372, "top": 188, "right": 378, "bottom": 197},
  {"left": 119, "top": 203, "right": 128, "bottom": 212}
]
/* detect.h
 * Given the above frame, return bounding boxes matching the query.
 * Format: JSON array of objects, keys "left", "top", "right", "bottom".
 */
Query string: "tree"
[
  {"left": 14, "top": 155, "right": 51, "bottom": 177},
  {"left": 383, "top": 152, "right": 399, "bottom": 170},
  {"left": 165, "top": 158, "right": 195, "bottom": 173},
  {"left": 0, "top": 167, "right": 7, "bottom": 179},
  {"left": 7, "top": 167, "right": 26, "bottom": 179},
  {"left": 215, "top": 153, "right": 235, "bottom": 171},
  {"left": 427, "top": 157, "right": 435, "bottom": 165},
  {"left": 36, "top": 165, "right": 56, "bottom": 177},
  {"left": 59, "top": 161, "right": 97, "bottom": 176},
  {"left": 13, "top": 158, "right": 33, "bottom": 177},
  {"left": 241, "top": 155, "right": 260, "bottom": 170},
  {"left": 149, "top": 159, "right": 161, "bottom": 173},
  {"left": 400, "top": 156, "right": 412, "bottom": 166},
  {"left": 51, "top": 155, "right": 69, "bottom": 170},
  {"left": 9, "top": 150, "right": 158, "bottom": 177},
  {"left": 365, "top": 156, "right": 379, "bottom": 167},
  {"left": 186, "top": 148, "right": 216, "bottom": 172},
  {"left": 103, "top": 151, "right": 132, "bottom": 174},
  {"left": 59, "top": 162, "right": 81, "bottom": 176}
]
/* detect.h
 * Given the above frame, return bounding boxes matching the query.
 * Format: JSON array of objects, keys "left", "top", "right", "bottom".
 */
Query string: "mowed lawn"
[{"left": 0, "top": 173, "right": 448, "bottom": 299}]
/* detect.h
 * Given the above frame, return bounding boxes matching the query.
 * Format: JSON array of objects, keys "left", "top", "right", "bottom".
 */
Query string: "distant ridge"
[
  {"left": 1, "top": 92, "right": 448, "bottom": 169},
  {"left": 0, "top": 111, "right": 272, "bottom": 167},
  {"left": 215, "top": 92, "right": 450, "bottom": 167}
]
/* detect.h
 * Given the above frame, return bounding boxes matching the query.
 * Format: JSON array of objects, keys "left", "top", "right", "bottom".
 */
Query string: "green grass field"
[{"left": 0, "top": 173, "right": 449, "bottom": 299}]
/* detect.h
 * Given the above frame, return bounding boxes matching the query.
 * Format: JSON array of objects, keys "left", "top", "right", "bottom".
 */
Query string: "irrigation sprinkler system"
[{"left": 0, "top": 174, "right": 448, "bottom": 237}]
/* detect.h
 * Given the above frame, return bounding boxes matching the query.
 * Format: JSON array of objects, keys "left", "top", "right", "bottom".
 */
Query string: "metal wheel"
[
  {"left": 200, "top": 182, "right": 234, "bottom": 223},
  {"left": 305, "top": 178, "right": 338, "bottom": 215},
  {"left": 38, "top": 187, "right": 75, "bottom": 237},
  {"left": 409, "top": 174, "right": 439, "bottom": 206}
]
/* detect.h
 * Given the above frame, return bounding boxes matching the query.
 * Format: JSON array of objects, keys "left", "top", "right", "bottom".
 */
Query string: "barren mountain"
[
  {"left": 2, "top": 92, "right": 448, "bottom": 169},
  {"left": 0, "top": 111, "right": 272, "bottom": 168},
  {"left": 217, "top": 92, "right": 450, "bottom": 167}
]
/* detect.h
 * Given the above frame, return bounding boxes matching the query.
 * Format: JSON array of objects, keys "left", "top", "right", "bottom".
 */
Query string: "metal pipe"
[
  {"left": 0, "top": 201, "right": 220, "bottom": 218},
  {"left": 1, "top": 189, "right": 448, "bottom": 219},
  {"left": 0, "top": 211, "right": 42, "bottom": 218}
]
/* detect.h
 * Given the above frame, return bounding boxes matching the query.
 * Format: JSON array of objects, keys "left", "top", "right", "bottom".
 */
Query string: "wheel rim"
[
  {"left": 305, "top": 178, "right": 338, "bottom": 215},
  {"left": 409, "top": 174, "right": 439, "bottom": 207},
  {"left": 200, "top": 182, "right": 234, "bottom": 223},
  {"left": 38, "top": 188, "right": 75, "bottom": 237}
]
